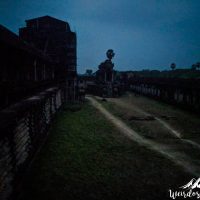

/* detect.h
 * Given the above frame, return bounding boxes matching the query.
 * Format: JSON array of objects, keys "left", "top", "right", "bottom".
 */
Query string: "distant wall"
[
  {"left": 129, "top": 78, "right": 200, "bottom": 112},
  {"left": 0, "top": 87, "right": 65, "bottom": 200}
]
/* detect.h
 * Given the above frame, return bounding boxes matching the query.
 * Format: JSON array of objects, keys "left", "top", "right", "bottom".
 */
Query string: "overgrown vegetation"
[{"left": 22, "top": 101, "right": 192, "bottom": 200}]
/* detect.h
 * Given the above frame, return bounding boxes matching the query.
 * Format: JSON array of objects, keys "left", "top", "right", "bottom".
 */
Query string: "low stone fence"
[{"left": 0, "top": 87, "right": 65, "bottom": 200}]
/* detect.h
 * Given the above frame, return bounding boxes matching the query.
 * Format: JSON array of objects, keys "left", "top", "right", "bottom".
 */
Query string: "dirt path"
[
  {"left": 87, "top": 96, "right": 200, "bottom": 177},
  {"left": 109, "top": 97, "right": 181, "bottom": 138},
  {"left": 108, "top": 96, "right": 200, "bottom": 150}
]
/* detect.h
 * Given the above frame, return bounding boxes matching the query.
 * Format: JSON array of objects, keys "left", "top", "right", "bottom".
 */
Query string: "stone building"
[
  {"left": 78, "top": 50, "right": 122, "bottom": 97},
  {"left": 19, "top": 15, "right": 77, "bottom": 101},
  {"left": 0, "top": 24, "right": 57, "bottom": 109},
  {"left": 95, "top": 49, "right": 120, "bottom": 97},
  {"left": 0, "top": 16, "right": 78, "bottom": 200}
]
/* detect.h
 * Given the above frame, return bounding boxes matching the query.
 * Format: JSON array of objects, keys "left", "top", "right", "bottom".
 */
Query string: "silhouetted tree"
[
  {"left": 170, "top": 63, "right": 176, "bottom": 70},
  {"left": 196, "top": 62, "right": 200, "bottom": 70},
  {"left": 192, "top": 62, "right": 200, "bottom": 70},
  {"left": 86, "top": 69, "right": 93, "bottom": 75},
  {"left": 191, "top": 64, "right": 197, "bottom": 70},
  {"left": 106, "top": 49, "right": 115, "bottom": 60}
]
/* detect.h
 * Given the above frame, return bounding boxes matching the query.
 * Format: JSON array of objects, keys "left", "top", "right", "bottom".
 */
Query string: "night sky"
[{"left": 0, "top": 0, "right": 200, "bottom": 73}]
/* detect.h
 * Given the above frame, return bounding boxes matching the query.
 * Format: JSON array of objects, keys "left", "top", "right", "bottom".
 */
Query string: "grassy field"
[{"left": 21, "top": 101, "right": 192, "bottom": 200}]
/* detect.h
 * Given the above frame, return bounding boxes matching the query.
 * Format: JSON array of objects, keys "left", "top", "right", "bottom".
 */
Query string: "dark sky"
[{"left": 0, "top": 0, "right": 200, "bottom": 73}]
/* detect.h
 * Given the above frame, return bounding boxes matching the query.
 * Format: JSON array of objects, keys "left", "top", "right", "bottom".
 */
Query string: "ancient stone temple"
[
  {"left": 0, "top": 18, "right": 77, "bottom": 200},
  {"left": 96, "top": 49, "right": 115, "bottom": 83},
  {"left": 95, "top": 49, "right": 119, "bottom": 97},
  {"left": 78, "top": 49, "right": 121, "bottom": 97},
  {"left": 19, "top": 16, "right": 77, "bottom": 101}
]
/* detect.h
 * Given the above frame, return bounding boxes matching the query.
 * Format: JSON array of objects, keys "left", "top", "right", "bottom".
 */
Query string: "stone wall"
[
  {"left": 0, "top": 87, "right": 65, "bottom": 200},
  {"left": 129, "top": 78, "right": 200, "bottom": 112}
]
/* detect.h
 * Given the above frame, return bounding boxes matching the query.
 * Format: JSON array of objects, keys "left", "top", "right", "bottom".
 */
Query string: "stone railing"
[{"left": 0, "top": 87, "right": 65, "bottom": 200}]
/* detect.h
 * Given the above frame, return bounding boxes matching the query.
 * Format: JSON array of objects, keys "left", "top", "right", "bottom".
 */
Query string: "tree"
[
  {"left": 191, "top": 64, "right": 197, "bottom": 70},
  {"left": 106, "top": 49, "right": 115, "bottom": 60},
  {"left": 170, "top": 63, "right": 176, "bottom": 70},
  {"left": 191, "top": 62, "right": 200, "bottom": 70},
  {"left": 196, "top": 62, "right": 200, "bottom": 70},
  {"left": 86, "top": 69, "right": 93, "bottom": 75}
]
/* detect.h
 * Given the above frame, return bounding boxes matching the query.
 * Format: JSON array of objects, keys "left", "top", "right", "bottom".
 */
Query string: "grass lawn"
[{"left": 21, "top": 101, "right": 192, "bottom": 200}]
